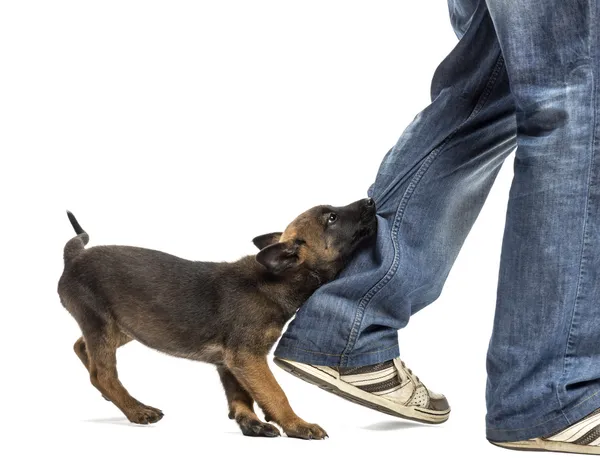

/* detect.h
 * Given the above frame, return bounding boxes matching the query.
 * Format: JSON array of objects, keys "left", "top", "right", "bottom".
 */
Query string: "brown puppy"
[{"left": 58, "top": 198, "right": 376, "bottom": 439}]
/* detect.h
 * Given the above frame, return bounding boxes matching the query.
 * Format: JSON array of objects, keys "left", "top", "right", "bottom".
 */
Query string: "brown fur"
[{"left": 57, "top": 199, "right": 376, "bottom": 439}]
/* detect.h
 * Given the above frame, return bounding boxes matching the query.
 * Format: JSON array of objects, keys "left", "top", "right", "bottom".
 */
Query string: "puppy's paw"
[
  {"left": 239, "top": 418, "right": 281, "bottom": 438},
  {"left": 282, "top": 420, "right": 328, "bottom": 440},
  {"left": 127, "top": 405, "right": 164, "bottom": 425}
]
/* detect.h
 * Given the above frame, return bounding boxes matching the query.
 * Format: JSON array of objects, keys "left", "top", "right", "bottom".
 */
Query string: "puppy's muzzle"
[
  {"left": 355, "top": 198, "right": 378, "bottom": 240},
  {"left": 361, "top": 198, "right": 376, "bottom": 219}
]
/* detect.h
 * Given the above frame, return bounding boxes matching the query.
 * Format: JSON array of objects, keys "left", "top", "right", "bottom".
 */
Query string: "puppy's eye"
[{"left": 328, "top": 213, "right": 338, "bottom": 224}]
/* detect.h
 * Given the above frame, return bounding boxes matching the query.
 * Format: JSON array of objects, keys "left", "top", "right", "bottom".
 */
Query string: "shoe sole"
[
  {"left": 490, "top": 439, "right": 600, "bottom": 455},
  {"left": 274, "top": 357, "right": 450, "bottom": 424}
]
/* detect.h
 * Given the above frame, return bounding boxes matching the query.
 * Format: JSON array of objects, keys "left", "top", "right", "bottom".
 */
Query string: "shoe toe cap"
[
  {"left": 429, "top": 396, "right": 450, "bottom": 411},
  {"left": 429, "top": 395, "right": 450, "bottom": 412}
]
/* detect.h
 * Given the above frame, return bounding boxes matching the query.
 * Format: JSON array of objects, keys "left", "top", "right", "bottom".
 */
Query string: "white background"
[{"left": 1, "top": 1, "right": 594, "bottom": 466}]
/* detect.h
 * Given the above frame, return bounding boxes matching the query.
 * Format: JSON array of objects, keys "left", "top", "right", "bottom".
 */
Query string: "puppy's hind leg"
[
  {"left": 84, "top": 323, "right": 163, "bottom": 424},
  {"left": 217, "top": 366, "right": 280, "bottom": 437},
  {"left": 74, "top": 332, "right": 134, "bottom": 401},
  {"left": 74, "top": 332, "right": 133, "bottom": 372},
  {"left": 74, "top": 337, "right": 90, "bottom": 370}
]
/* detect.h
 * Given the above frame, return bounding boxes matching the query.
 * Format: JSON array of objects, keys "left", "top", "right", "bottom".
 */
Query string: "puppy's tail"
[{"left": 64, "top": 210, "right": 89, "bottom": 263}]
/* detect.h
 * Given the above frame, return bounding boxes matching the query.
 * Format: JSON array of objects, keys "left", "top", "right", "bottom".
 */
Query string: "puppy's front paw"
[
  {"left": 127, "top": 404, "right": 164, "bottom": 425},
  {"left": 239, "top": 418, "right": 281, "bottom": 437},
  {"left": 282, "top": 419, "right": 328, "bottom": 440}
]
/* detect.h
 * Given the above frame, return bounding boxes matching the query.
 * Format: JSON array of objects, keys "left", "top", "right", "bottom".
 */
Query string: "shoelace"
[{"left": 393, "top": 358, "right": 421, "bottom": 384}]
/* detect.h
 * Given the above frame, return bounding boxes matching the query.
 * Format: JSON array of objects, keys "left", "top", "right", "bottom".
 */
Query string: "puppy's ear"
[
  {"left": 252, "top": 232, "right": 283, "bottom": 250},
  {"left": 256, "top": 241, "right": 300, "bottom": 274}
]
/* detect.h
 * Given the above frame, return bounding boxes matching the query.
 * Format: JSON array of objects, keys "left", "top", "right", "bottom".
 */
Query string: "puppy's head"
[{"left": 253, "top": 198, "right": 377, "bottom": 281}]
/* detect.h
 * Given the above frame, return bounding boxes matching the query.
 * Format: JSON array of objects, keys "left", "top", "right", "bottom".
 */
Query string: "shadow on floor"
[
  {"left": 83, "top": 417, "right": 154, "bottom": 428},
  {"left": 361, "top": 420, "right": 438, "bottom": 431}
]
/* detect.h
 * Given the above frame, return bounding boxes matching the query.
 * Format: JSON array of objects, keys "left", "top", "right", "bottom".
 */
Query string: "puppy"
[{"left": 58, "top": 198, "right": 377, "bottom": 439}]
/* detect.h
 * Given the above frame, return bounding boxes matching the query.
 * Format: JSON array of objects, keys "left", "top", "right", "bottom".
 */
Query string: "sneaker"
[
  {"left": 273, "top": 357, "right": 450, "bottom": 424},
  {"left": 490, "top": 409, "right": 600, "bottom": 455}
]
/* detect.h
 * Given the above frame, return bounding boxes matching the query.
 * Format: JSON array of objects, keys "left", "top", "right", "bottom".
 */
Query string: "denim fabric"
[{"left": 275, "top": 0, "right": 600, "bottom": 442}]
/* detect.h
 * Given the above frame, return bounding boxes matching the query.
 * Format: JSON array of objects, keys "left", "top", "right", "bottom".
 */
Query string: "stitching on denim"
[
  {"left": 488, "top": 389, "right": 600, "bottom": 433},
  {"left": 279, "top": 343, "right": 400, "bottom": 358},
  {"left": 558, "top": 2, "right": 598, "bottom": 423},
  {"left": 338, "top": 54, "right": 506, "bottom": 367}
]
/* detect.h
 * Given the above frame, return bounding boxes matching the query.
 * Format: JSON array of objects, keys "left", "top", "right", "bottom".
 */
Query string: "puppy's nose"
[
  {"left": 361, "top": 198, "right": 376, "bottom": 218},
  {"left": 364, "top": 198, "right": 376, "bottom": 210}
]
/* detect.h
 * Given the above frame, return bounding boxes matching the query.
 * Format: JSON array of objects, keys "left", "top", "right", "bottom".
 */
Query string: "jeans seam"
[
  {"left": 557, "top": 1, "right": 598, "bottom": 423},
  {"left": 338, "top": 54, "right": 506, "bottom": 366}
]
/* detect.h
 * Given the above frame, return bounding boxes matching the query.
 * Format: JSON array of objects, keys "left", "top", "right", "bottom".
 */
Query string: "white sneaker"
[
  {"left": 491, "top": 409, "right": 600, "bottom": 455},
  {"left": 273, "top": 357, "right": 450, "bottom": 424}
]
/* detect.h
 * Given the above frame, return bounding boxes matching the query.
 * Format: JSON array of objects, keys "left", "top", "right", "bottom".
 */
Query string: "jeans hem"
[
  {"left": 486, "top": 388, "right": 600, "bottom": 442},
  {"left": 274, "top": 339, "right": 400, "bottom": 367}
]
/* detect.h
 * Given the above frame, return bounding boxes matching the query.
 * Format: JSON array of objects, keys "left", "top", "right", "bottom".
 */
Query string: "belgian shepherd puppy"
[{"left": 58, "top": 198, "right": 377, "bottom": 439}]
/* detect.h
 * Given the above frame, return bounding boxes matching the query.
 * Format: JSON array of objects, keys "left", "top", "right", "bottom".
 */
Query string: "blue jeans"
[{"left": 275, "top": 0, "right": 600, "bottom": 442}]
